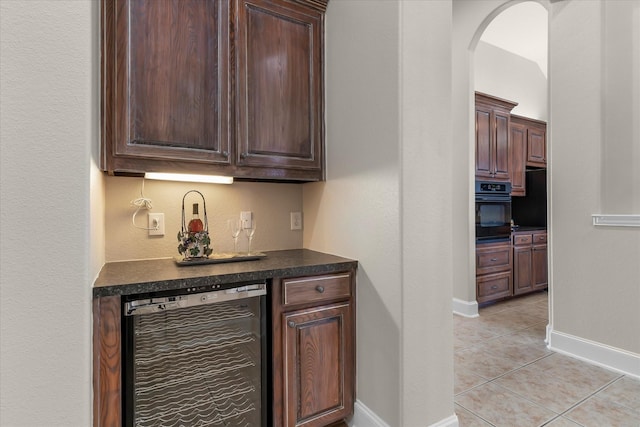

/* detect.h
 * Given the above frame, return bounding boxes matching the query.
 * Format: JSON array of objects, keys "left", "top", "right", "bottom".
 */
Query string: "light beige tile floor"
[{"left": 454, "top": 291, "right": 640, "bottom": 427}]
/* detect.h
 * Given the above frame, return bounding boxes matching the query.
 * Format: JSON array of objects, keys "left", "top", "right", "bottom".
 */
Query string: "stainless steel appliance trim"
[{"left": 124, "top": 283, "right": 267, "bottom": 316}]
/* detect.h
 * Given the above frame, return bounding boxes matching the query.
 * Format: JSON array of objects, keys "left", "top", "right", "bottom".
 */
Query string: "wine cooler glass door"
[{"left": 123, "top": 284, "right": 267, "bottom": 427}]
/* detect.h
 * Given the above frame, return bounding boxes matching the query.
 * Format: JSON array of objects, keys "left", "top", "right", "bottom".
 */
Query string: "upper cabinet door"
[
  {"left": 102, "top": 0, "right": 231, "bottom": 172},
  {"left": 235, "top": 0, "right": 324, "bottom": 179},
  {"left": 475, "top": 92, "right": 517, "bottom": 182}
]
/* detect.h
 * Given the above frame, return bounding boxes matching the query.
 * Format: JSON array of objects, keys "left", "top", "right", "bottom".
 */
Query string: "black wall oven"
[
  {"left": 475, "top": 181, "right": 512, "bottom": 241},
  {"left": 122, "top": 282, "right": 269, "bottom": 427}
]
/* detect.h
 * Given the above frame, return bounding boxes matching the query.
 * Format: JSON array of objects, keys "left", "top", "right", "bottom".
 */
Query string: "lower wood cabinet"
[
  {"left": 513, "top": 231, "right": 548, "bottom": 295},
  {"left": 272, "top": 272, "right": 356, "bottom": 427},
  {"left": 476, "top": 240, "right": 513, "bottom": 304}
]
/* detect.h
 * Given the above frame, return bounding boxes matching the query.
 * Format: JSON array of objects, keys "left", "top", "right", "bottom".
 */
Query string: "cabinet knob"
[
  {"left": 240, "top": 153, "right": 247, "bottom": 159},
  {"left": 288, "top": 320, "right": 296, "bottom": 328},
  {"left": 222, "top": 151, "right": 229, "bottom": 158},
  {"left": 316, "top": 286, "right": 325, "bottom": 293}
]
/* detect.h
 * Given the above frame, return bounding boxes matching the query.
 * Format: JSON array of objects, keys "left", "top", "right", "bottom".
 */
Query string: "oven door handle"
[{"left": 124, "top": 283, "right": 266, "bottom": 316}]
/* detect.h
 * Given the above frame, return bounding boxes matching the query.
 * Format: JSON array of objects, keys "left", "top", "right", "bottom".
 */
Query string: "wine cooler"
[{"left": 122, "top": 282, "right": 268, "bottom": 427}]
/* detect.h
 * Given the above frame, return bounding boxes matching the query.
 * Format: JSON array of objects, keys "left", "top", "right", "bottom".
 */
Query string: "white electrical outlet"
[
  {"left": 241, "top": 211, "right": 252, "bottom": 229},
  {"left": 290, "top": 212, "right": 302, "bottom": 230},
  {"left": 148, "top": 213, "right": 165, "bottom": 236}
]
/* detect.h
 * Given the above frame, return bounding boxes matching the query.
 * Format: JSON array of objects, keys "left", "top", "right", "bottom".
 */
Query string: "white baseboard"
[
  {"left": 350, "top": 400, "right": 390, "bottom": 427},
  {"left": 349, "top": 400, "right": 459, "bottom": 427},
  {"left": 452, "top": 298, "right": 479, "bottom": 318},
  {"left": 548, "top": 329, "right": 640, "bottom": 379},
  {"left": 429, "top": 414, "right": 459, "bottom": 427}
]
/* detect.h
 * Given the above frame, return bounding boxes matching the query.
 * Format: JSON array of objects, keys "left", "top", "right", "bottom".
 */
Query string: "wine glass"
[
  {"left": 245, "top": 219, "right": 256, "bottom": 255},
  {"left": 227, "top": 219, "right": 241, "bottom": 253}
]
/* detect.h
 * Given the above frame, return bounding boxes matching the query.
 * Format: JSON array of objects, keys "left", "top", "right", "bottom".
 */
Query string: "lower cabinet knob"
[
  {"left": 288, "top": 320, "right": 296, "bottom": 328},
  {"left": 316, "top": 286, "right": 325, "bottom": 293}
]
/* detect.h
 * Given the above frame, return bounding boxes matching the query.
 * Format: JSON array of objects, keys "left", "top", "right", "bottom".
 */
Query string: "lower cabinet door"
[
  {"left": 283, "top": 302, "right": 354, "bottom": 427},
  {"left": 513, "top": 246, "right": 533, "bottom": 295},
  {"left": 532, "top": 245, "right": 548, "bottom": 290}
]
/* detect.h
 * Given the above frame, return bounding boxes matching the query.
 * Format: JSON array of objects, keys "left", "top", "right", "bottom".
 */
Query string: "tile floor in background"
[{"left": 454, "top": 291, "right": 640, "bottom": 427}]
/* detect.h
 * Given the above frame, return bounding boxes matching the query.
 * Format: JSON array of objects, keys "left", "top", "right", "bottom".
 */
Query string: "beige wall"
[
  {"left": 475, "top": 40, "right": 548, "bottom": 121},
  {"left": 305, "top": 1, "right": 454, "bottom": 425},
  {"left": 549, "top": 0, "right": 640, "bottom": 355},
  {"left": 105, "top": 177, "right": 303, "bottom": 262},
  {"left": 0, "top": 1, "right": 96, "bottom": 425}
]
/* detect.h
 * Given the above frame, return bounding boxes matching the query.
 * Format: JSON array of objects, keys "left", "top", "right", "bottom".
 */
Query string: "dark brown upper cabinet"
[
  {"left": 101, "top": 0, "right": 327, "bottom": 181},
  {"left": 475, "top": 92, "right": 518, "bottom": 182},
  {"left": 234, "top": 0, "right": 325, "bottom": 180}
]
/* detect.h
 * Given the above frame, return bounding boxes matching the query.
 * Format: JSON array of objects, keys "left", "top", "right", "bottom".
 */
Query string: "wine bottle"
[{"left": 188, "top": 203, "right": 204, "bottom": 233}]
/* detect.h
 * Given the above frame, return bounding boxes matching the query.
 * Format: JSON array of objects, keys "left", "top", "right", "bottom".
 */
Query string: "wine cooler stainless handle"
[{"left": 124, "top": 283, "right": 267, "bottom": 316}]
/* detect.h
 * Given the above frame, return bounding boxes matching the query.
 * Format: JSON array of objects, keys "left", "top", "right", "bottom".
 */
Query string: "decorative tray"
[{"left": 174, "top": 252, "right": 267, "bottom": 266}]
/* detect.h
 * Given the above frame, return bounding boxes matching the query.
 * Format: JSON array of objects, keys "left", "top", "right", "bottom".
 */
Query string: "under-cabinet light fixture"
[{"left": 144, "top": 172, "right": 234, "bottom": 185}]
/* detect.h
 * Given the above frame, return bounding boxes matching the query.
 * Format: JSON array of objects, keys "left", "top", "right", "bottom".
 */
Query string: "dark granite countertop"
[
  {"left": 512, "top": 226, "right": 547, "bottom": 233},
  {"left": 93, "top": 249, "right": 357, "bottom": 298}
]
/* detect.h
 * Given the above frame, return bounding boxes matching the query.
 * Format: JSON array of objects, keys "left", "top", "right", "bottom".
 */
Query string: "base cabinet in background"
[
  {"left": 476, "top": 231, "right": 548, "bottom": 305},
  {"left": 513, "top": 231, "right": 548, "bottom": 296},
  {"left": 475, "top": 240, "right": 513, "bottom": 304}
]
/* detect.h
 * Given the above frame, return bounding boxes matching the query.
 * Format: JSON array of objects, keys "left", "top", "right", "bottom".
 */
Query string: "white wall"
[
  {"left": 475, "top": 40, "right": 548, "bottom": 121},
  {"left": 452, "top": 0, "right": 514, "bottom": 308},
  {"left": 0, "top": 1, "right": 96, "bottom": 425},
  {"left": 549, "top": 0, "right": 640, "bottom": 358},
  {"left": 304, "top": 1, "right": 454, "bottom": 425}
]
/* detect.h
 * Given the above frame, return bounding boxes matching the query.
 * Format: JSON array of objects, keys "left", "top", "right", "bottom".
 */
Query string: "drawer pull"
[
  {"left": 316, "top": 286, "right": 325, "bottom": 293},
  {"left": 491, "top": 285, "right": 498, "bottom": 290},
  {"left": 490, "top": 258, "right": 498, "bottom": 262},
  {"left": 288, "top": 320, "right": 296, "bottom": 328}
]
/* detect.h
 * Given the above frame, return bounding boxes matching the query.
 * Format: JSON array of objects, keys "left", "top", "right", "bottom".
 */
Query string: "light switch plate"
[
  {"left": 148, "top": 213, "right": 165, "bottom": 236},
  {"left": 241, "top": 211, "right": 252, "bottom": 229},
  {"left": 290, "top": 212, "right": 302, "bottom": 230}
]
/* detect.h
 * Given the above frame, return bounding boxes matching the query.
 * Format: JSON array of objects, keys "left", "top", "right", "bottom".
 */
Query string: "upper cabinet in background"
[
  {"left": 475, "top": 92, "right": 518, "bottom": 182},
  {"left": 510, "top": 115, "right": 547, "bottom": 196},
  {"left": 511, "top": 114, "right": 547, "bottom": 168},
  {"left": 101, "top": 0, "right": 327, "bottom": 182}
]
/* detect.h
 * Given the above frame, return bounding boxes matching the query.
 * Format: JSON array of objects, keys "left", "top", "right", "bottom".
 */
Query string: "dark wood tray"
[{"left": 174, "top": 252, "right": 267, "bottom": 266}]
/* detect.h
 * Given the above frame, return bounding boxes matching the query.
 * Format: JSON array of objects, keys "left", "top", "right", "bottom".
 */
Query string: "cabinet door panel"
[
  {"left": 109, "top": 0, "right": 230, "bottom": 164},
  {"left": 532, "top": 245, "right": 548, "bottom": 290},
  {"left": 513, "top": 246, "right": 533, "bottom": 295},
  {"left": 494, "top": 112, "right": 511, "bottom": 180},
  {"left": 236, "top": 0, "right": 323, "bottom": 172},
  {"left": 284, "top": 303, "right": 353, "bottom": 427},
  {"left": 475, "top": 108, "right": 492, "bottom": 179},
  {"left": 510, "top": 122, "right": 527, "bottom": 196},
  {"left": 527, "top": 127, "right": 546, "bottom": 166}
]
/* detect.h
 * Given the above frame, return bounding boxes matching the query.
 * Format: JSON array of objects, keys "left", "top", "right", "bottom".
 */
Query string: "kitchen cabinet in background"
[
  {"left": 513, "top": 231, "right": 548, "bottom": 295},
  {"left": 509, "top": 120, "right": 527, "bottom": 196},
  {"left": 272, "top": 272, "right": 355, "bottom": 427},
  {"left": 511, "top": 114, "right": 547, "bottom": 169},
  {"left": 101, "top": 0, "right": 327, "bottom": 181},
  {"left": 475, "top": 92, "right": 518, "bottom": 182},
  {"left": 475, "top": 240, "right": 513, "bottom": 304}
]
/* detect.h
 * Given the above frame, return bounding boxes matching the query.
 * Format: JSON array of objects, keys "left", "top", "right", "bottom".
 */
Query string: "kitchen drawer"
[
  {"left": 513, "top": 234, "right": 533, "bottom": 246},
  {"left": 476, "top": 241, "right": 512, "bottom": 275},
  {"left": 477, "top": 271, "right": 512, "bottom": 304},
  {"left": 283, "top": 273, "right": 352, "bottom": 306},
  {"left": 533, "top": 232, "right": 547, "bottom": 244}
]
